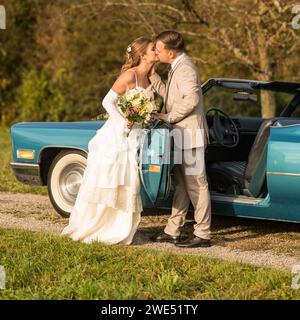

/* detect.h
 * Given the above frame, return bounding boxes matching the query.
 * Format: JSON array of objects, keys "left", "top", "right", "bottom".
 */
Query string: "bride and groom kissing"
[{"left": 61, "top": 30, "right": 212, "bottom": 248}]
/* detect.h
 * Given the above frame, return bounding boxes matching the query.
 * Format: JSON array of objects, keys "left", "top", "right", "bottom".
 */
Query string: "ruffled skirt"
[{"left": 61, "top": 119, "right": 146, "bottom": 244}]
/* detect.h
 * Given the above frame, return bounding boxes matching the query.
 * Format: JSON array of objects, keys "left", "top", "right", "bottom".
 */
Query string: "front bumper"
[{"left": 10, "top": 162, "right": 43, "bottom": 186}]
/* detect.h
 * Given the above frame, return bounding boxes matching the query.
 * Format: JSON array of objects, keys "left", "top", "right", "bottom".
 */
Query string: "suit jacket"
[{"left": 149, "top": 54, "right": 210, "bottom": 150}]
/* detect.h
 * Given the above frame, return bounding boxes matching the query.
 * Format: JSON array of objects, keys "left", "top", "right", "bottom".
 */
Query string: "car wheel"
[{"left": 47, "top": 150, "right": 87, "bottom": 218}]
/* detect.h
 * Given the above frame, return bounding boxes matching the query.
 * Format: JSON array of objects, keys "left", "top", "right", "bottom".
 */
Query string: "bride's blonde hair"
[{"left": 121, "top": 37, "right": 152, "bottom": 73}]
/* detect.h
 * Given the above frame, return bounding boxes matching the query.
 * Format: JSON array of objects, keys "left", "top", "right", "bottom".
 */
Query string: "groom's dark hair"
[{"left": 155, "top": 30, "right": 185, "bottom": 52}]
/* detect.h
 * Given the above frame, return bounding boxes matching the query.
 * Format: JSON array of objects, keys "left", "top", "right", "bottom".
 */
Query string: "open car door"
[{"left": 139, "top": 121, "right": 173, "bottom": 205}]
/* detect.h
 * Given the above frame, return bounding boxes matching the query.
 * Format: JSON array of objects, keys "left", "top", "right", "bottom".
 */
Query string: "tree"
[
  {"left": 1, "top": 0, "right": 299, "bottom": 124},
  {"left": 179, "top": 0, "right": 300, "bottom": 117},
  {"left": 65, "top": 0, "right": 300, "bottom": 117}
]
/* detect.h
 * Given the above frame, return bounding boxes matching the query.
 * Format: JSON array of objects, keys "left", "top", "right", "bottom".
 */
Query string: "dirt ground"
[{"left": 0, "top": 191, "right": 299, "bottom": 271}]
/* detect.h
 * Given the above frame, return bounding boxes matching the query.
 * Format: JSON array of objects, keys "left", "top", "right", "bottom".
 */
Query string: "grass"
[
  {"left": 1, "top": 125, "right": 300, "bottom": 299},
  {"left": 0, "top": 126, "right": 47, "bottom": 195},
  {"left": 0, "top": 228, "right": 299, "bottom": 300}
]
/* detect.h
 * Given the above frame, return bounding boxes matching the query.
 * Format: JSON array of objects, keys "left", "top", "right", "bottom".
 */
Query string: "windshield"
[{"left": 203, "top": 87, "right": 294, "bottom": 118}]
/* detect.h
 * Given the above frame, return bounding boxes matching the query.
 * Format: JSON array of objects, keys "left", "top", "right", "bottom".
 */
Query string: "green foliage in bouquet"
[{"left": 118, "top": 88, "right": 159, "bottom": 124}]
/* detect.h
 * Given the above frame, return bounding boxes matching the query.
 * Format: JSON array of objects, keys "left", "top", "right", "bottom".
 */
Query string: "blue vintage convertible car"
[{"left": 10, "top": 78, "right": 300, "bottom": 222}]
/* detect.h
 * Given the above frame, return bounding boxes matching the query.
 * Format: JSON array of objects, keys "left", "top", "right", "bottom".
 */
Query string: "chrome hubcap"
[{"left": 59, "top": 163, "right": 85, "bottom": 205}]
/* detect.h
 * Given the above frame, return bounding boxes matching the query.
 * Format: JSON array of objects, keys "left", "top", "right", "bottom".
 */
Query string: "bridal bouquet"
[{"left": 118, "top": 87, "right": 160, "bottom": 137}]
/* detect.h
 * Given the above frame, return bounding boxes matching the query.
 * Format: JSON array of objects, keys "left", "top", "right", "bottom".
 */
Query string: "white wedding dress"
[{"left": 61, "top": 71, "right": 152, "bottom": 244}]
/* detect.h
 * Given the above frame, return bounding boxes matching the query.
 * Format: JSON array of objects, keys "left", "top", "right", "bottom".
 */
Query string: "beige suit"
[{"left": 149, "top": 54, "right": 211, "bottom": 240}]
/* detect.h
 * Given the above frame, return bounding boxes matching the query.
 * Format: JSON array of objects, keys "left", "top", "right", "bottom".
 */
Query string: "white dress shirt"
[{"left": 171, "top": 52, "right": 186, "bottom": 71}]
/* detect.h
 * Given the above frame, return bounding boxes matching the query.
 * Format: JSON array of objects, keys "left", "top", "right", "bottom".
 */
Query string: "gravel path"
[{"left": 0, "top": 191, "right": 299, "bottom": 272}]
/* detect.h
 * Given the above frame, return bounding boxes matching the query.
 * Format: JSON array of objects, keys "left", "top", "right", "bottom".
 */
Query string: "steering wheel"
[{"left": 206, "top": 108, "right": 240, "bottom": 148}]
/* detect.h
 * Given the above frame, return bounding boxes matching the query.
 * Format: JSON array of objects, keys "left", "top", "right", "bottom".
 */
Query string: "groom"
[{"left": 150, "top": 30, "right": 212, "bottom": 248}]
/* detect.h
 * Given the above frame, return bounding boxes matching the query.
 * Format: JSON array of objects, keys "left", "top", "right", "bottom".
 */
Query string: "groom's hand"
[{"left": 153, "top": 113, "right": 169, "bottom": 122}]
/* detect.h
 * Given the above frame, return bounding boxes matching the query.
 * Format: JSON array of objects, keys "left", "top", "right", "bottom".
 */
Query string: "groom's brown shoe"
[
  {"left": 153, "top": 232, "right": 180, "bottom": 244},
  {"left": 175, "top": 236, "right": 211, "bottom": 248}
]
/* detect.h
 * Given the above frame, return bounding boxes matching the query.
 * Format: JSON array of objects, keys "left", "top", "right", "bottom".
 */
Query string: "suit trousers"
[{"left": 164, "top": 147, "right": 211, "bottom": 240}]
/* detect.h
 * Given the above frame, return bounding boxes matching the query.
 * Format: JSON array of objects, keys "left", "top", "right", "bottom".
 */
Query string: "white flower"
[
  {"left": 144, "top": 100, "right": 156, "bottom": 113},
  {"left": 124, "top": 90, "right": 135, "bottom": 100},
  {"left": 131, "top": 99, "right": 141, "bottom": 108}
]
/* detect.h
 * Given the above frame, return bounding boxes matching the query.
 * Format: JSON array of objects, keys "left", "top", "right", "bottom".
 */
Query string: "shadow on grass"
[{"left": 141, "top": 207, "right": 300, "bottom": 248}]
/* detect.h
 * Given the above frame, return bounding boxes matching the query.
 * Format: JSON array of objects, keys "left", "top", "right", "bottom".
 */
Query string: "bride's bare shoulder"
[{"left": 112, "top": 69, "right": 136, "bottom": 93}]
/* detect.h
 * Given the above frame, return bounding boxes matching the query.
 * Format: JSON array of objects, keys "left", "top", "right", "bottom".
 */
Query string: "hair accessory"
[{"left": 127, "top": 45, "right": 132, "bottom": 53}]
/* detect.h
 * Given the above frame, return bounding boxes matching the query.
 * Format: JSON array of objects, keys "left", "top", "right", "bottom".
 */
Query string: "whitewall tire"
[{"left": 47, "top": 150, "right": 87, "bottom": 218}]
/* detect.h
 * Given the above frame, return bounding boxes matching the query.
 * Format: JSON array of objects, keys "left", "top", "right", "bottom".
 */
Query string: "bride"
[{"left": 61, "top": 37, "right": 159, "bottom": 244}]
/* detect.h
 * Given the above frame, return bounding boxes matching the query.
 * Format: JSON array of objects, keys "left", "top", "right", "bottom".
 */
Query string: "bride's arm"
[
  {"left": 102, "top": 71, "right": 136, "bottom": 127},
  {"left": 102, "top": 90, "right": 125, "bottom": 124}
]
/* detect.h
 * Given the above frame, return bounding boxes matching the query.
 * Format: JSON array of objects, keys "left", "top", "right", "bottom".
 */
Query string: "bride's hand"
[{"left": 126, "top": 119, "right": 134, "bottom": 129}]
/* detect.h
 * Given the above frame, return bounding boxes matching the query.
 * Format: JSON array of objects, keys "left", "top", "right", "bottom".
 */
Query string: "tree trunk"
[
  {"left": 255, "top": 40, "right": 276, "bottom": 118},
  {"left": 260, "top": 88, "right": 276, "bottom": 118},
  {"left": 256, "top": 4, "right": 276, "bottom": 118},
  {"left": 256, "top": 41, "right": 276, "bottom": 118}
]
